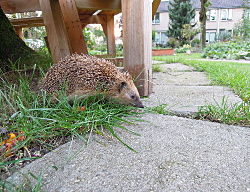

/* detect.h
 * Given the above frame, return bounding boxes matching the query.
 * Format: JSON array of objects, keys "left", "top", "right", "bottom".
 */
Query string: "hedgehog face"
[{"left": 112, "top": 80, "right": 144, "bottom": 108}]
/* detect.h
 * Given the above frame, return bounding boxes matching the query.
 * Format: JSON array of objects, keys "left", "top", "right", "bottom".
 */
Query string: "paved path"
[
  {"left": 8, "top": 63, "right": 250, "bottom": 192},
  {"left": 147, "top": 63, "right": 242, "bottom": 113}
]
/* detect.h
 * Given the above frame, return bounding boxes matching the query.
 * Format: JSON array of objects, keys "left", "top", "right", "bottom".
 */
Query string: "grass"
[
  {"left": 153, "top": 53, "right": 202, "bottom": 63},
  {"left": 152, "top": 63, "right": 164, "bottom": 72},
  {"left": 0, "top": 64, "right": 145, "bottom": 189},
  {"left": 153, "top": 53, "right": 250, "bottom": 126},
  {"left": 196, "top": 97, "right": 249, "bottom": 126}
]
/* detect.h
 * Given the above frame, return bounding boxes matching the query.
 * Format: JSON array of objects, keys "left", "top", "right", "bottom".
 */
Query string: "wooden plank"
[
  {"left": 39, "top": 0, "right": 72, "bottom": 63},
  {"left": 1, "top": 0, "right": 121, "bottom": 14},
  {"left": 152, "top": 0, "right": 161, "bottom": 19},
  {"left": 59, "top": 0, "right": 88, "bottom": 54},
  {"left": 121, "top": 0, "right": 152, "bottom": 96}
]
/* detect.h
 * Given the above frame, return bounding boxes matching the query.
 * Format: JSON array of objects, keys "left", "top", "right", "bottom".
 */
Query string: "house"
[{"left": 152, "top": 0, "right": 249, "bottom": 45}]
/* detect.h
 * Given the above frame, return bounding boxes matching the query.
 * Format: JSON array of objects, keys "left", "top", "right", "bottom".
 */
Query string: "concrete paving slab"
[
  {"left": 145, "top": 85, "right": 242, "bottom": 112},
  {"left": 154, "top": 71, "right": 210, "bottom": 86},
  {"left": 8, "top": 114, "right": 250, "bottom": 192},
  {"left": 145, "top": 63, "right": 242, "bottom": 113},
  {"left": 160, "top": 63, "right": 196, "bottom": 72}
]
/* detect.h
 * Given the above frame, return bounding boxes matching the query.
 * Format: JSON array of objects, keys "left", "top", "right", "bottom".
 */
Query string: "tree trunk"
[
  {"left": 200, "top": 0, "right": 208, "bottom": 49},
  {"left": 0, "top": 7, "right": 37, "bottom": 72}
]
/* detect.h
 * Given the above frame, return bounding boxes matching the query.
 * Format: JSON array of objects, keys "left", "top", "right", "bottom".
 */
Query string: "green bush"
[
  {"left": 175, "top": 44, "right": 191, "bottom": 53},
  {"left": 191, "top": 38, "right": 200, "bottom": 47},
  {"left": 202, "top": 41, "right": 250, "bottom": 60},
  {"left": 167, "top": 38, "right": 180, "bottom": 48}
]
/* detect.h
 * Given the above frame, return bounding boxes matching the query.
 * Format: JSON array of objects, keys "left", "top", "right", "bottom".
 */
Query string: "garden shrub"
[
  {"left": 167, "top": 38, "right": 180, "bottom": 48},
  {"left": 175, "top": 44, "right": 191, "bottom": 53},
  {"left": 202, "top": 41, "right": 250, "bottom": 60},
  {"left": 191, "top": 38, "right": 200, "bottom": 47}
]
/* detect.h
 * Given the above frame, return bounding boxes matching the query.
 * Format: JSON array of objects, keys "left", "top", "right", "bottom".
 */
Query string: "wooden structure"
[{"left": 0, "top": 0, "right": 161, "bottom": 96}]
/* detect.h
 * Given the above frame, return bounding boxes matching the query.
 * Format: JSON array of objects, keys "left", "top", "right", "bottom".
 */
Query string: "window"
[
  {"left": 207, "top": 10, "right": 217, "bottom": 21},
  {"left": 206, "top": 32, "right": 216, "bottom": 43},
  {"left": 155, "top": 31, "right": 167, "bottom": 45},
  {"left": 153, "top": 13, "right": 160, "bottom": 24},
  {"left": 221, "top": 9, "right": 233, "bottom": 21}
]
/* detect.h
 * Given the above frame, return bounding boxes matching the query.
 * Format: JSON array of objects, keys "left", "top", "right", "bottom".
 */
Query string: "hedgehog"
[{"left": 40, "top": 53, "right": 144, "bottom": 108}]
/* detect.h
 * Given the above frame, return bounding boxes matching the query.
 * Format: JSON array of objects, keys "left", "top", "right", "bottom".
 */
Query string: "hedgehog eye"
[{"left": 131, "top": 95, "right": 136, "bottom": 100}]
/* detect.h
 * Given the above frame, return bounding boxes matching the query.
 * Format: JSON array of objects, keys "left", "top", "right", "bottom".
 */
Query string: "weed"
[
  {"left": 196, "top": 97, "right": 249, "bottom": 126},
  {"left": 150, "top": 104, "right": 172, "bottom": 115},
  {"left": 152, "top": 63, "right": 164, "bottom": 72}
]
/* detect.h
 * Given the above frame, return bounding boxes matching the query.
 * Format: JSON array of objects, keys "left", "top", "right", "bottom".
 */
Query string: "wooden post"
[
  {"left": 59, "top": 0, "right": 88, "bottom": 54},
  {"left": 39, "top": 0, "right": 72, "bottom": 63},
  {"left": 14, "top": 27, "right": 24, "bottom": 40},
  {"left": 122, "top": 0, "right": 152, "bottom": 96},
  {"left": 102, "top": 14, "right": 116, "bottom": 57}
]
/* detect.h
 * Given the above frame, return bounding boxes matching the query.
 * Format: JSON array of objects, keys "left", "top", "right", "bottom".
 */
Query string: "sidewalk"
[{"left": 8, "top": 63, "right": 250, "bottom": 192}]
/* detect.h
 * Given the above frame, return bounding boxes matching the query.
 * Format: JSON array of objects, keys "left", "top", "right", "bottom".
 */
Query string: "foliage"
[
  {"left": 175, "top": 44, "right": 191, "bottom": 53},
  {"left": 167, "top": 37, "right": 180, "bottom": 48},
  {"left": 93, "top": 27, "right": 105, "bottom": 38},
  {"left": 217, "top": 31, "right": 232, "bottom": 42},
  {"left": 201, "top": 41, "right": 250, "bottom": 60},
  {"left": 152, "top": 30, "right": 156, "bottom": 41},
  {"left": 233, "top": 8, "right": 250, "bottom": 40},
  {"left": 191, "top": 38, "right": 200, "bottom": 47},
  {"left": 167, "top": 0, "right": 196, "bottom": 43},
  {"left": 23, "top": 26, "right": 46, "bottom": 41},
  {"left": 181, "top": 24, "right": 201, "bottom": 45},
  {"left": 83, "top": 27, "right": 95, "bottom": 50}
]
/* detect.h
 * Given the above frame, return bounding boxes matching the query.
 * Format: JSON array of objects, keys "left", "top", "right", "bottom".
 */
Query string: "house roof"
[{"left": 157, "top": 0, "right": 249, "bottom": 12}]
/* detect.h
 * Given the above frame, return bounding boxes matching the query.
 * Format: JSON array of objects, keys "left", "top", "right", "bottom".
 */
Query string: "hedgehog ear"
[{"left": 119, "top": 81, "right": 127, "bottom": 92}]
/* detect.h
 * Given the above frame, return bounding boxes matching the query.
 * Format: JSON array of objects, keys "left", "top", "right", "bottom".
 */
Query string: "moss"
[{"left": 0, "top": 7, "right": 39, "bottom": 72}]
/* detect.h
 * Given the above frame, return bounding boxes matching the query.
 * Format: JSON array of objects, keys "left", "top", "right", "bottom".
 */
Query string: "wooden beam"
[
  {"left": 0, "top": 0, "right": 41, "bottom": 13},
  {"left": 101, "top": 14, "right": 116, "bottom": 56},
  {"left": 76, "top": 0, "right": 121, "bottom": 11},
  {"left": 10, "top": 17, "right": 43, "bottom": 25},
  {"left": 39, "top": 0, "right": 72, "bottom": 63},
  {"left": 11, "top": 23, "right": 45, "bottom": 28},
  {"left": 122, "top": 0, "right": 152, "bottom": 96},
  {"left": 152, "top": 0, "right": 161, "bottom": 19},
  {"left": 10, "top": 17, "right": 44, "bottom": 28},
  {"left": 0, "top": 0, "right": 121, "bottom": 14},
  {"left": 79, "top": 15, "right": 107, "bottom": 25},
  {"left": 59, "top": 0, "right": 88, "bottom": 54}
]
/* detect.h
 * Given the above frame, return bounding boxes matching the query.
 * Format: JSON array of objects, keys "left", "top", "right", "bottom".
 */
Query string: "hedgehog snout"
[
  {"left": 130, "top": 95, "right": 144, "bottom": 108},
  {"left": 134, "top": 101, "right": 144, "bottom": 108}
]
